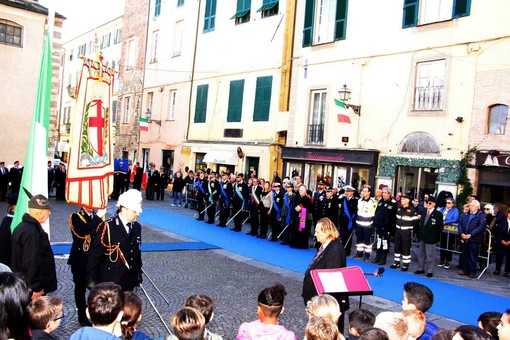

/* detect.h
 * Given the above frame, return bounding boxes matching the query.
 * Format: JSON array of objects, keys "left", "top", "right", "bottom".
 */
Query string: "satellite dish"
[{"left": 237, "top": 147, "right": 244, "bottom": 159}]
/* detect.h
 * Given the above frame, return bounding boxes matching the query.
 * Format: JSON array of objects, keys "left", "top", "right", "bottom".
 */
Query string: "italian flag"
[
  {"left": 12, "top": 29, "right": 51, "bottom": 236},
  {"left": 334, "top": 99, "right": 351, "bottom": 124},
  {"left": 139, "top": 117, "right": 149, "bottom": 131}
]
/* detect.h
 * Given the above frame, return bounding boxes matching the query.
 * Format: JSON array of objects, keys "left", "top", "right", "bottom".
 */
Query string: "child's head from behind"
[
  {"left": 306, "top": 294, "right": 341, "bottom": 324},
  {"left": 87, "top": 282, "right": 124, "bottom": 327},
  {"left": 27, "top": 296, "right": 64, "bottom": 332},
  {"left": 185, "top": 294, "right": 215, "bottom": 325},
  {"left": 402, "top": 282, "right": 433, "bottom": 313},
  {"left": 305, "top": 316, "right": 340, "bottom": 340},
  {"left": 121, "top": 291, "right": 143, "bottom": 339},
  {"left": 257, "top": 283, "right": 287, "bottom": 319},
  {"left": 348, "top": 308, "right": 376, "bottom": 336},
  {"left": 171, "top": 307, "right": 205, "bottom": 340}
]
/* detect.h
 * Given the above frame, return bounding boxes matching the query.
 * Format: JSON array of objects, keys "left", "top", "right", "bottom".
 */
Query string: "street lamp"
[
  {"left": 338, "top": 84, "right": 361, "bottom": 116},
  {"left": 145, "top": 109, "right": 161, "bottom": 126}
]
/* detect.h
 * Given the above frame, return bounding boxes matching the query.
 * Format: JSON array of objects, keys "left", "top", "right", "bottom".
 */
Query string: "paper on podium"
[{"left": 310, "top": 266, "right": 372, "bottom": 295}]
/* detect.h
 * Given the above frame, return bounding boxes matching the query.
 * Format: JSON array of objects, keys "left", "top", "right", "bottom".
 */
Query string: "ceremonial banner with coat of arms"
[{"left": 66, "top": 57, "right": 114, "bottom": 209}]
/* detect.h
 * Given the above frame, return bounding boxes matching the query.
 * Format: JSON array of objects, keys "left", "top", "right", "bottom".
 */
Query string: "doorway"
[{"left": 396, "top": 166, "right": 438, "bottom": 199}]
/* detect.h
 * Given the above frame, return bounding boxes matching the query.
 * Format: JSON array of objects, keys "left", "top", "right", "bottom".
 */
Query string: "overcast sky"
[{"left": 39, "top": 0, "right": 125, "bottom": 41}]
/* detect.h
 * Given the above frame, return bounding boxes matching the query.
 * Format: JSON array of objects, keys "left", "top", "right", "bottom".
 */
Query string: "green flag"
[{"left": 11, "top": 29, "right": 52, "bottom": 234}]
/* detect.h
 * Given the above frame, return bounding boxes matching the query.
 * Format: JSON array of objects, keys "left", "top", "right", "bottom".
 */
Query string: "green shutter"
[
  {"left": 155, "top": 0, "right": 161, "bottom": 16},
  {"left": 227, "top": 80, "right": 245, "bottom": 122},
  {"left": 177, "top": 0, "right": 184, "bottom": 6},
  {"left": 204, "top": 0, "right": 216, "bottom": 32},
  {"left": 194, "top": 85, "right": 208, "bottom": 123},
  {"left": 452, "top": 0, "right": 470, "bottom": 18},
  {"left": 253, "top": 76, "right": 272, "bottom": 121},
  {"left": 302, "top": 0, "right": 315, "bottom": 47},
  {"left": 402, "top": 0, "right": 418, "bottom": 28},
  {"left": 334, "top": 0, "right": 348, "bottom": 41}
]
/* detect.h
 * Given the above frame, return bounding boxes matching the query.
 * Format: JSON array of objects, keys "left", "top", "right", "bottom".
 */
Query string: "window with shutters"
[
  {"left": 302, "top": 0, "right": 348, "bottom": 47},
  {"left": 227, "top": 80, "right": 245, "bottom": 122},
  {"left": 402, "top": 0, "right": 471, "bottom": 28},
  {"left": 155, "top": 0, "right": 161, "bottom": 17},
  {"left": 204, "top": 0, "right": 217, "bottom": 32},
  {"left": 253, "top": 76, "right": 272, "bottom": 121},
  {"left": 413, "top": 59, "right": 446, "bottom": 111},
  {"left": 231, "top": 0, "right": 251, "bottom": 25},
  {"left": 168, "top": 91, "right": 177, "bottom": 120},
  {"left": 150, "top": 31, "right": 158, "bottom": 63},
  {"left": 487, "top": 104, "right": 508, "bottom": 135},
  {"left": 177, "top": 0, "right": 184, "bottom": 7},
  {"left": 257, "top": 0, "right": 279, "bottom": 18},
  {"left": 194, "top": 85, "right": 208, "bottom": 123}
]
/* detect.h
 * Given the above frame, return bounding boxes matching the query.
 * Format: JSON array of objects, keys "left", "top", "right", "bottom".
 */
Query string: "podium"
[{"left": 310, "top": 266, "right": 374, "bottom": 308}]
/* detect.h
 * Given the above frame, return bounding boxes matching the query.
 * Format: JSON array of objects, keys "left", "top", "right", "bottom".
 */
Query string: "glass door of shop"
[
  {"left": 396, "top": 166, "right": 438, "bottom": 200},
  {"left": 303, "top": 163, "right": 333, "bottom": 190}
]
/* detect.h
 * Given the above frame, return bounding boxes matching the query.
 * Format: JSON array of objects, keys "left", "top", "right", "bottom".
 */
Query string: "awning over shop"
[{"left": 203, "top": 150, "right": 238, "bottom": 165}]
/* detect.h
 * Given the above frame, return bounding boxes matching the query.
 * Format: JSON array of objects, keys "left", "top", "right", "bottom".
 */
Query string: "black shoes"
[{"left": 414, "top": 270, "right": 425, "bottom": 275}]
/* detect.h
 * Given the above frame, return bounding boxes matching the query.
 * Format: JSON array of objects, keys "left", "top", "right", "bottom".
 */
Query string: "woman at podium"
[{"left": 302, "top": 217, "right": 348, "bottom": 332}]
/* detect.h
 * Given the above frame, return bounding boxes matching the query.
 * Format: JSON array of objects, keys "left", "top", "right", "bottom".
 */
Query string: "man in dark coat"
[
  {"left": 54, "top": 163, "right": 66, "bottom": 200},
  {"left": 372, "top": 187, "right": 397, "bottom": 265},
  {"left": 231, "top": 173, "right": 248, "bottom": 231},
  {"left": 146, "top": 162, "right": 159, "bottom": 200},
  {"left": 68, "top": 205, "right": 102, "bottom": 326},
  {"left": 0, "top": 194, "right": 16, "bottom": 266},
  {"left": 205, "top": 172, "right": 220, "bottom": 224},
  {"left": 218, "top": 172, "right": 232, "bottom": 227},
  {"left": 87, "top": 189, "right": 143, "bottom": 291},
  {"left": 269, "top": 182, "right": 284, "bottom": 241},
  {"left": 195, "top": 171, "right": 208, "bottom": 220},
  {"left": 247, "top": 177, "right": 263, "bottom": 235},
  {"left": 9, "top": 161, "right": 22, "bottom": 194},
  {"left": 11, "top": 193, "right": 57, "bottom": 299},
  {"left": 415, "top": 196, "right": 444, "bottom": 278},
  {"left": 132, "top": 162, "right": 143, "bottom": 191},
  {"left": 0, "top": 162, "right": 8, "bottom": 201},
  {"left": 47, "top": 161, "right": 55, "bottom": 198},
  {"left": 457, "top": 199, "right": 487, "bottom": 278},
  {"left": 338, "top": 185, "right": 358, "bottom": 256}
]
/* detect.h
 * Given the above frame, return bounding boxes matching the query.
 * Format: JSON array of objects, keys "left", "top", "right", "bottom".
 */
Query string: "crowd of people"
[
  {"left": 1, "top": 267, "right": 510, "bottom": 339},
  {"left": 1, "top": 161, "right": 509, "bottom": 339}
]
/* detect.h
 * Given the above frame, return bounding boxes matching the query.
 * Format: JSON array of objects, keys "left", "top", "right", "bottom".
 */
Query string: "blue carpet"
[
  {"left": 139, "top": 208, "right": 510, "bottom": 325},
  {"left": 51, "top": 241, "right": 219, "bottom": 255}
]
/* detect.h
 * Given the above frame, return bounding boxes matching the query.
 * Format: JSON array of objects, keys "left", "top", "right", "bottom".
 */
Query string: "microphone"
[
  {"left": 364, "top": 267, "right": 385, "bottom": 277},
  {"left": 374, "top": 267, "right": 385, "bottom": 277}
]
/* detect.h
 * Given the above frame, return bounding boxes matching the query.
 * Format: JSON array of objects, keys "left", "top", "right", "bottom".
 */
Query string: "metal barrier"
[
  {"left": 184, "top": 183, "right": 198, "bottom": 209},
  {"left": 436, "top": 226, "right": 493, "bottom": 279}
]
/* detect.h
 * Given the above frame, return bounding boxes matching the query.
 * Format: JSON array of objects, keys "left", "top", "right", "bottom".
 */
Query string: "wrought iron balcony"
[{"left": 308, "top": 124, "right": 324, "bottom": 145}]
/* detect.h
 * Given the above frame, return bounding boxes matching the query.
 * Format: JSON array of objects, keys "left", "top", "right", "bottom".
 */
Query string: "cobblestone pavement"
[{"left": 2, "top": 192, "right": 509, "bottom": 339}]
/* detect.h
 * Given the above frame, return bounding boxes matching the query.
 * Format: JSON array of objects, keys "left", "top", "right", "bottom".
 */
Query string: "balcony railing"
[
  {"left": 308, "top": 124, "right": 324, "bottom": 145},
  {"left": 414, "top": 85, "right": 444, "bottom": 111}
]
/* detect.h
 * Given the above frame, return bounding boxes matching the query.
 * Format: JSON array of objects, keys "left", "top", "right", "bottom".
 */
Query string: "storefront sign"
[
  {"left": 476, "top": 152, "right": 510, "bottom": 168},
  {"left": 282, "top": 147, "right": 378, "bottom": 165}
]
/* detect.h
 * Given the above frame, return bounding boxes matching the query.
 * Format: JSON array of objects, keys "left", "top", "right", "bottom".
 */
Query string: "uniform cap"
[
  {"left": 149, "top": 162, "right": 156, "bottom": 167},
  {"left": 344, "top": 185, "right": 355, "bottom": 192},
  {"left": 427, "top": 196, "right": 437, "bottom": 203},
  {"left": 117, "top": 189, "right": 143, "bottom": 213},
  {"left": 317, "top": 180, "right": 326, "bottom": 185},
  {"left": 402, "top": 193, "right": 412, "bottom": 200}
]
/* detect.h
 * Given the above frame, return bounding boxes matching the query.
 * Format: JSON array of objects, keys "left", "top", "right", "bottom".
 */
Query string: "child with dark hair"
[
  {"left": 170, "top": 306, "right": 206, "bottom": 340},
  {"left": 347, "top": 309, "right": 376, "bottom": 340},
  {"left": 236, "top": 283, "right": 296, "bottom": 339},
  {"left": 477, "top": 311, "right": 501, "bottom": 339},
  {"left": 0, "top": 272, "right": 32, "bottom": 340},
  {"left": 358, "top": 328, "right": 389, "bottom": 340},
  {"left": 69, "top": 282, "right": 125, "bottom": 339},
  {"left": 453, "top": 325, "right": 493, "bottom": 340},
  {"left": 402, "top": 282, "right": 438, "bottom": 340},
  {"left": 121, "top": 291, "right": 152, "bottom": 340},
  {"left": 27, "top": 296, "right": 64, "bottom": 340},
  {"left": 185, "top": 294, "right": 222, "bottom": 339}
]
